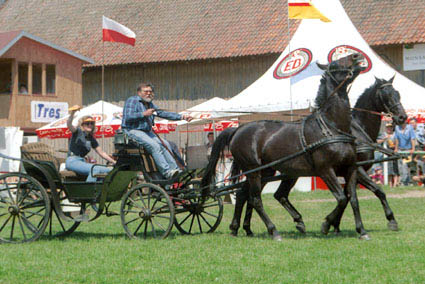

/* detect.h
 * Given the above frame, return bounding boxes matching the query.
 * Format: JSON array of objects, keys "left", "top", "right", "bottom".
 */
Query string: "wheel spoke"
[
  {"left": 202, "top": 211, "right": 218, "bottom": 218},
  {"left": 54, "top": 209, "right": 67, "bottom": 232},
  {"left": 202, "top": 203, "right": 220, "bottom": 209},
  {"left": 20, "top": 208, "right": 45, "bottom": 218},
  {"left": 143, "top": 219, "right": 148, "bottom": 238},
  {"left": 17, "top": 188, "right": 31, "bottom": 206},
  {"left": 17, "top": 216, "right": 28, "bottom": 240},
  {"left": 15, "top": 177, "right": 22, "bottom": 203},
  {"left": 154, "top": 214, "right": 172, "bottom": 220},
  {"left": 196, "top": 214, "right": 203, "bottom": 233},
  {"left": 147, "top": 187, "right": 151, "bottom": 209},
  {"left": 0, "top": 215, "right": 12, "bottom": 233},
  {"left": 150, "top": 220, "right": 156, "bottom": 238},
  {"left": 20, "top": 214, "right": 38, "bottom": 233},
  {"left": 127, "top": 198, "right": 143, "bottom": 209},
  {"left": 152, "top": 218, "right": 166, "bottom": 231},
  {"left": 125, "top": 217, "right": 140, "bottom": 226},
  {"left": 199, "top": 213, "right": 213, "bottom": 229},
  {"left": 10, "top": 215, "right": 16, "bottom": 240},
  {"left": 21, "top": 199, "right": 45, "bottom": 210},
  {"left": 123, "top": 209, "right": 139, "bottom": 214},
  {"left": 0, "top": 212, "right": 8, "bottom": 218},
  {"left": 188, "top": 214, "right": 195, "bottom": 234},
  {"left": 150, "top": 198, "right": 158, "bottom": 211},
  {"left": 178, "top": 212, "right": 192, "bottom": 226},
  {"left": 134, "top": 219, "right": 145, "bottom": 236},
  {"left": 137, "top": 190, "right": 148, "bottom": 208},
  {"left": 151, "top": 204, "right": 171, "bottom": 214}
]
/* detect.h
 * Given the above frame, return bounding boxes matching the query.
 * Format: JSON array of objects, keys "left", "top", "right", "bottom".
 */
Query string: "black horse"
[
  {"left": 202, "top": 53, "right": 368, "bottom": 241},
  {"left": 234, "top": 76, "right": 407, "bottom": 237}
]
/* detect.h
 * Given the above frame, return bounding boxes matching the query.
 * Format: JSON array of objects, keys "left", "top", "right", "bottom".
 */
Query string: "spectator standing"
[
  {"left": 394, "top": 121, "right": 416, "bottom": 186},
  {"left": 206, "top": 132, "right": 214, "bottom": 159},
  {"left": 377, "top": 123, "right": 399, "bottom": 187}
]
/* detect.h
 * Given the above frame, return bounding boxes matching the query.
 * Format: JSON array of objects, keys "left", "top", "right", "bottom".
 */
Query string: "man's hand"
[
  {"left": 182, "top": 114, "right": 193, "bottom": 122},
  {"left": 143, "top": 108, "right": 156, "bottom": 116}
]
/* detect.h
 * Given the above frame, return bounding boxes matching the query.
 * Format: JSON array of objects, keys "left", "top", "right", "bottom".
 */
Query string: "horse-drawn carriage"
[{"left": 0, "top": 132, "right": 223, "bottom": 244}]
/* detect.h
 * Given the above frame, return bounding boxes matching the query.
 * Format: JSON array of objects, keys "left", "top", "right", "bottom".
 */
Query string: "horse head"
[
  {"left": 315, "top": 53, "right": 366, "bottom": 109},
  {"left": 373, "top": 75, "right": 407, "bottom": 125}
]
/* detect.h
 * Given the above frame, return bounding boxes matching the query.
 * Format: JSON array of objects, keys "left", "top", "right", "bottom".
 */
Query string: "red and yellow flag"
[{"left": 288, "top": 0, "right": 331, "bottom": 22}]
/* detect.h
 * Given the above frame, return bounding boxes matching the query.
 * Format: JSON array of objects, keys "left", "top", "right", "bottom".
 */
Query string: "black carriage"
[{"left": 0, "top": 133, "right": 223, "bottom": 244}]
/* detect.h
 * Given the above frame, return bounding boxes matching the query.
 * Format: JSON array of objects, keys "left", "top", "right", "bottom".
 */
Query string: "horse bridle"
[{"left": 376, "top": 82, "right": 402, "bottom": 116}]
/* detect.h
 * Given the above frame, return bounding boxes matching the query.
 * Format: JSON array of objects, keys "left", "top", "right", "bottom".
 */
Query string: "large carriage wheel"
[
  {"left": 0, "top": 173, "right": 50, "bottom": 243},
  {"left": 46, "top": 188, "right": 80, "bottom": 237},
  {"left": 120, "top": 183, "right": 175, "bottom": 240},
  {"left": 173, "top": 181, "right": 223, "bottom": 235}
]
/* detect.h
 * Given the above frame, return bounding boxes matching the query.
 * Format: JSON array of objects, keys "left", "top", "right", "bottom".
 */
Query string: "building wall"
[
  {"left": 0, "top": 37, "right": 84, "bottom": 131},
  {"left": 374, "top": 44, "right": 425, "bottom": 86}
]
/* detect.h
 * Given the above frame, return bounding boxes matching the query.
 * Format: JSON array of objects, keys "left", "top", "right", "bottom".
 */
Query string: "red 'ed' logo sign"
[
  {"left": 328, "top": 45, "right": 372, "bottom": 73},
  {"left": 273, "top": 48, "right": 312, "bottom": 79}
]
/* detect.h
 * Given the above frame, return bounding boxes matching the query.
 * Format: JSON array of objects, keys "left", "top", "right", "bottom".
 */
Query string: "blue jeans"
[
  {"left": 65, "top": 156, "right": 112, "bottom": 182},
  {"left": 124, "top": 129, "right": 178, "bottom": 176}
]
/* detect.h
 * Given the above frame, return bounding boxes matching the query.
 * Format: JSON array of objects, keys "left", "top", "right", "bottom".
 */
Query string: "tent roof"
[{"left": 216, "top": 0, "right": 425, "bottom": 115}]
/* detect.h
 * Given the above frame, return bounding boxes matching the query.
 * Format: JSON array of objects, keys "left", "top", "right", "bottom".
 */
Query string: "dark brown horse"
[
  {"left": 234, "top": 76, "right": 407, "bottom": 237},
  {"left": 202, "top": 54, "right": 368, "bottom": 240}
]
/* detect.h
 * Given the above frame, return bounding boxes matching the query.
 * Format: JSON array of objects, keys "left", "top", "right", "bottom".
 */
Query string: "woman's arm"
[
  {"left": 67, "top": 105, "right": 80, "bottom": 133},
  {"left": 94, "top": 146, "right": 116, "bottom": 164}
]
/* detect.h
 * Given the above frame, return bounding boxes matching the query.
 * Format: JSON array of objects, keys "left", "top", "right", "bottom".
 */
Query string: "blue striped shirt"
[{"left": 121, "top": 95, "right": 182, "bottom": 132}]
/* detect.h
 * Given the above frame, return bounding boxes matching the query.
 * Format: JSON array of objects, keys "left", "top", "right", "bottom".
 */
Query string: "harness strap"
[{"left": 299, "top": 117, "right": 315, "bottom": 169}]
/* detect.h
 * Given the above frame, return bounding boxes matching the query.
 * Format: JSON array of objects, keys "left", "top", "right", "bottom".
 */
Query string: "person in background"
[
  {"left": 395, "top": 120, "right": 416, "bottom": 186},
  {"left": 206, "top": 132, "right": 215, "bottom": 159},
  {"left": 409, "top": 117, "right": 425, "bottom": 147},
  {"left": 65, "top": 105, "right": 116, "bottom": 182},
  {"left": 377, "top": 123, "right": 399, "bottom": 187},
  {"left": 370, "top": 166, "right": 384, "bottom": 185},
  {"left": 19, "top": 84, "right": 28, "bottom": 94}
]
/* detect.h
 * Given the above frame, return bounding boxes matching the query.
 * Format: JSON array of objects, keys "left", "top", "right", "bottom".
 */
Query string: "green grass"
[{"left": 1, "top": 186, "right": 424, "bottom": 284}]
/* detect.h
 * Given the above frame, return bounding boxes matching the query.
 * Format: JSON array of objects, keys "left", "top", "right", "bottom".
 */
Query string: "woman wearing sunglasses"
[{"left": 65, "top": 105, "right": 116, "bottom": 182}]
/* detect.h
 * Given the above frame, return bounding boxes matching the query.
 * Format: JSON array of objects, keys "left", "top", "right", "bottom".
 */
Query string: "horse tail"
[{"left": 201, "top": 127, "right": 238, "bottom": 195}]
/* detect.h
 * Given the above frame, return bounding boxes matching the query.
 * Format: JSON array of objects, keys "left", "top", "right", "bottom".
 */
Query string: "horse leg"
[
  {"left": 229, "top": 182, "right": 249, "bottom": 236},
  {"left": 273, "top": 178, "right": 306, "bottom": 234},
  {"left": 345, "top": 166, "right": 370, "bottom": 240},
  {"left": 357, "top": 167, "right": 398, "bottom": 231},
  {"left": 242, "top": 170, "right": 275, "bottom": 237},
  {"left": 320, "top": 169, "right": 349, "bottom": 235},
  {"left": 247, "top": 173, "right": 282, "bottom": 241}
]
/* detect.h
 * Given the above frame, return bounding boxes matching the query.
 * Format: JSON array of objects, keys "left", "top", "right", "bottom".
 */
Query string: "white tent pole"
[
  {"left": 101, "top": 41, "right": 105, "bottom": 151},
  {"left": 287, "top": 1, "right": 293, "bottom": 121}
]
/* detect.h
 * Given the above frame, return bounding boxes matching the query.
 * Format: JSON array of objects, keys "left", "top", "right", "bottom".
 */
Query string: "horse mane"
[
  {"left": 354, "top": 81, "right": 378, "bottom": 109},
  {"left": 314, "top": 76, "right": 329, "bottom": 109}
]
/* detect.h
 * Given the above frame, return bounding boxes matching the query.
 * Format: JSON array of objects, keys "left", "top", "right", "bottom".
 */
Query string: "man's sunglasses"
[{"left": 82, "top": 122, "right": 95, "bottom": 126}]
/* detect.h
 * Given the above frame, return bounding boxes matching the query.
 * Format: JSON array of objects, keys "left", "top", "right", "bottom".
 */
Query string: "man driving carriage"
[{"left": 121, "top": 82, "right": 192, "bottom": 179}]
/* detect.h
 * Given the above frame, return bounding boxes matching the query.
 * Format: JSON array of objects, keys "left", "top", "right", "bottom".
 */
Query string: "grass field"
[{"left": 1, "top": 186, "right": 424, "bottom": 284}]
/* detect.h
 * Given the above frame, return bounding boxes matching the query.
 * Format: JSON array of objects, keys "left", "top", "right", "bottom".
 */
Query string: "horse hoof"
[
  {"left": 387, "top": 220, "right": 399, "bottom": 231},
  {"left": 246, "top": 232, "right": 254, "bottom": 237},
  {"left": 321, "top": 221, "right": 331, "bottom": 235},
  {"left": 359, "top": 234, "right": 371, "bottom": 241},
  {"left": 230, "top": 231, "right": 238, "bottom": 237},
  {"left": 273, "top": 234, "right": 283, "bottom": 242},
  {"left": 296, "top": 223, "right": 306, "bottom": 234},
  {"left": 334, "top": 229, "right": 341, "bottom": 236}
]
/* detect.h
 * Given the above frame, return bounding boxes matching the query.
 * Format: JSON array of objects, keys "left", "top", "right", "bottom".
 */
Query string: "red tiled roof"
[
  {"left": 341, "top": 0, "right": 425, "bottom": 45},
  {"left": 0, "top": 30, "right": 21, "bottom": 53},
  {"left": 0, "top": 0, "right": 423, "bottom": 66}
]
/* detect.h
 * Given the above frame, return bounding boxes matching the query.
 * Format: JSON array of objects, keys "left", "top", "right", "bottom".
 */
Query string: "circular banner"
[
  {"left": 328, "top": 45, "right": 372, "bottom": 73},
  {"left": 273, "top": 48, "right": 313, "bottom": 79}
]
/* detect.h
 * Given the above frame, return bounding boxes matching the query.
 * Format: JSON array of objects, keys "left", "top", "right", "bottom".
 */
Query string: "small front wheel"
[{"left": 120, "top": 183, "right": 175, "bottom": 239}]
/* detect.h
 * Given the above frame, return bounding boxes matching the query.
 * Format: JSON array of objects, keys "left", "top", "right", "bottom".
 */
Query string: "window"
[
  {"left": 18, "top": 62, "right": 29, "bottom": 94},
  {"left": 32, "top": 63, "right": 42, "bottom": 95},
  {"left": 46, "top": 64, "right": 55, "bottom": 95},
  {"left": 0, "top": 61, "right": 11, "bottom": 94}
]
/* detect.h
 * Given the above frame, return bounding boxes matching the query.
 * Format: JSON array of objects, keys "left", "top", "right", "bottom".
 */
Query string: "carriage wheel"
[
  {"left": 46, "top": 188, "right": 80, "bottom": 237},
  {"left": 121, "top": 183, "right": 175, "bottom": 240},
  {"left": 0, "top": 173, "right": 50, "bottom": 243},
  {"left": 173, "top": 181, "right": 223, "bottom": 235}
]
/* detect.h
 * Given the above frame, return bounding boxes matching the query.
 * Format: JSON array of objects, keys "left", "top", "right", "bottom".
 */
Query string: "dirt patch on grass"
[{"left": 301, "top": 190, "right": 425, "bottom": 203}]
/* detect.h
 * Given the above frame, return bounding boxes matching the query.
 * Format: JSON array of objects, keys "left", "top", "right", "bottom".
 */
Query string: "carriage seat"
[
  {"left": 113, "top": 130, "right": 175, "bottom": 185},
  {"left": 20, "top": 142, "right": 87, "bottom": 181}
]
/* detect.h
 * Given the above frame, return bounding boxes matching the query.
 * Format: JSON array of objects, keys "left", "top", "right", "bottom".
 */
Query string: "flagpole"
[
  {"left": 287, "top": 0, "right": 293, "bottom": 121},
  {"left": 101, "top": 40, "right": 105, "bottom": 151}
]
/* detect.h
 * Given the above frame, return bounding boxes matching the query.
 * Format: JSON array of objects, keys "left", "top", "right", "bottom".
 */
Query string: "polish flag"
[{"left": 102, "top": 16, "right": 136, "bottom": 46}]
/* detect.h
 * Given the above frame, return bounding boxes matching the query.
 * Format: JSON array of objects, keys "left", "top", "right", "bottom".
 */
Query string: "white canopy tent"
[{"left": 215, "top": 0, "right": 425, "bottom": 115}]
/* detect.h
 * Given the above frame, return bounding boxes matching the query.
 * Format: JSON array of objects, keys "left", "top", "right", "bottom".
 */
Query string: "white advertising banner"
[
  {"left": 31, "top": 101, "right": 68, "bottom": 123},
  {"left": 403, "top": 44, "right": 425, "bottom": 71},
  {"left": 0, "top": 127, "right": 23, "bottom": 172}
]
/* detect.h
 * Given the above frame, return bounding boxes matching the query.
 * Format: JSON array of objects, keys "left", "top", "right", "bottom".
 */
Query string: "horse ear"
[
  {"left": 389, "top": 74, "right": 395, "bottom": 83},
  {"left": 317, "top": 63, "right": 328, "bottom": 70},
  {"left": 374, "top": 76, "right": 382, "bottom": 84}
]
